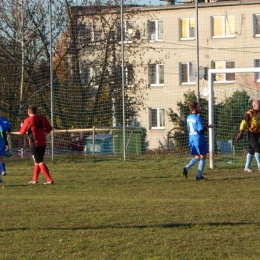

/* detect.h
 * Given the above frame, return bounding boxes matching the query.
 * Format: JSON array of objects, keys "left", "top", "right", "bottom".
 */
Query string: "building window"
[
  {"left": 180, "top": 18, "right": 195, "bottom": 40},
  {"left": 212, "top": 15, "right": 234, "bottom": 38},
  {"left": 255, "top": 59, "right": 260, "bottom": 82},
  {"left": 180, "top": 62, "right": 196, "bottom": 84},
  {"left": 78, "top": 23, "right": 102, "bottom": 45},
  {"left": 115, "top": 64, "right": 134, "bottom": 87},
  {"left": 148, "top": 20, "right": 163, "bottom": 42},
  {"left": 254, "top": 14, "right": 260, "bottom": 37},
  {"left": 85, "top": 66, "right": 100, "bottom": 88},
  {"left": 148, "top": 64, "right": 164, "bottom": 86},
  {"left": 150, "top": 108, "right": 165, "bottom": 129},
  {"left": 117, "top": 21, "right": 134, "bottom": 43},
  {"left": 212, "top": 61, "right": 235, "bottom": 83}
]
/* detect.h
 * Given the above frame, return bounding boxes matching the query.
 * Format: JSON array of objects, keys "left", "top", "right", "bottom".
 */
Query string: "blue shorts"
[
  {"left": 0, "top": 138, "right": 6, "bottom": 156},
  {"left": 190, "top": 143, "right": 208, "bottom": 156}
]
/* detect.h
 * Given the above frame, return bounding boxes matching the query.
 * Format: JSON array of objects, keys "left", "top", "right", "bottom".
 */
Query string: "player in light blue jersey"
[
  {"left": 182, "top": 102, "right": 214, "bottom": 180},
  {"left": 0, "top": 110, "right": 11, "bottom": 177}
]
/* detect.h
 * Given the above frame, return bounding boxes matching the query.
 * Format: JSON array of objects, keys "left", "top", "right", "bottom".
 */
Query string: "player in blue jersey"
[
  {"left": 0, "top": 110, "right": 11, "bottom": 177},
  {"left": 182, "top": 102, "right": 214, "bottom": 180}
]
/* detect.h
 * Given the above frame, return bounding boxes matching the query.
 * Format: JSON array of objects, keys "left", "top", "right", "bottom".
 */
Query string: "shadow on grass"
[{"left": 0, "top": 221, "right": 257, "bottom": 232}]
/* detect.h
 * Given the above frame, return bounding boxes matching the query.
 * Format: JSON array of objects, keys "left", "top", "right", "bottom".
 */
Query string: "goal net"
[{"left": 207, "top": 68, "right": 260, "bottom": 169}]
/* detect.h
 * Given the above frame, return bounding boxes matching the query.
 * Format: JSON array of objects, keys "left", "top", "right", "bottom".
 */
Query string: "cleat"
[
  {"left": 43, "top": 180, "right": 54, "bottom": 185},
  {"left": 28, "top": 180, "right": 37, "bottom": 185},
  {"left": 2, "top": 171, "right": 6, "bottom": 176},
  {"left": 182, "top": 168, "right": 188, "bottom": 179},
  {"left": 244, "top": 168, "right": 253, "bottom": 173},
  {"left": 196, "top": 176, "right": 207, "bottom": 181}
]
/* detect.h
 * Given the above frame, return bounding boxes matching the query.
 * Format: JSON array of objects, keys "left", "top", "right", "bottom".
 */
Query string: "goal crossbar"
[{"left": 208, "top": 67, "right": 260, "bottom": 169}]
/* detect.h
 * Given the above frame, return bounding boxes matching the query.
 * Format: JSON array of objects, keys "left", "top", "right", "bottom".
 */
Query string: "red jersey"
[{"left": 20, "top": 115, "right": 53, "bottom": 147}]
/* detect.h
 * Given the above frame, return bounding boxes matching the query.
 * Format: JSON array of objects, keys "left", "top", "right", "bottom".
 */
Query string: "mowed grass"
[{"left": 1, "top": 155, "right": 260, "bottom": 260}]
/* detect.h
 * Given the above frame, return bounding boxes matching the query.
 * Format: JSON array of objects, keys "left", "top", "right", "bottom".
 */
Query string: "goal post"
[{"left": 208, "top": 67, "right": 260, "bottom": 169}]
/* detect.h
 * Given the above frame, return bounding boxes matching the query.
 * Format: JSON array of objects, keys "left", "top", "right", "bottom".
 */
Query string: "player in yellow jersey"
[{"left": 236, "top": 100, "right": 260, "bottom": 172}]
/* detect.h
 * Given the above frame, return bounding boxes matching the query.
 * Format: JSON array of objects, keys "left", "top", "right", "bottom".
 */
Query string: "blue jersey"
[
  {"left": 187, "top": 113, "right": 208, "bottom": 155},
  {"left": 0, "top": 116, "right": 10, "bottom": 156},
  {"left": 0, "top": 116, "right": 11, "bottom": 132}
]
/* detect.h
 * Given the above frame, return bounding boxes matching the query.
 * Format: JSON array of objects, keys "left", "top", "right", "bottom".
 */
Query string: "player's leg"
[
  {"left": 183, "top": 145, "right": 200, "bottom": 178},
  {"left": 196, "top": 154, "right": 206, "bottom": 180},
  {"left": 244, "top": 133, "right": 260, "bottom": 172},
  {"left": 2, "top": 162, "right": 6, "bottom": 176},
  {"left": 0, "top": 156, "right": 3, "bottom": 183},
  {"left": 0, "top": 140, "right": 5, "bottom": 180},
  {"left": 245, "top": 153, "right": 254, "bottom": 172},
  {"left": 251, "top": 133, "right": 260, "bottom": 171},
  {"left": 28, "top": 148, "right": 41, "bottom": 184},
  {"left": 37, "top": 146, "right": 54, "bottom": 184},
  {"left": 196, "top": 143, "right": 208, "bottom": 180}
]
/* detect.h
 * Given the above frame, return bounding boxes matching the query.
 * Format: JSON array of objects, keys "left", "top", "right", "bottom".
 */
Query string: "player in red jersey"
[{"left": 20, "top": 105, "right": 54, "bottom": 185}]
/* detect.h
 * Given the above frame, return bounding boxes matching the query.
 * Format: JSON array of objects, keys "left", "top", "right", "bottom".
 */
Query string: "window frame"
[
  {"left": 117, "top": 21, "right": 134, "bottom": 43},
  {"left": 211, "top": 15, "right": 235, "bottom": 38},
  {"left": 254, "top": 14, "right": 260, "bottom": 37},
  {"left": 255, "top": 59, "right": 260, "bottom": 82},
  {"left": 180, "top": 17, "right": 195, "bottom": 40},
  {"left": 150, "top": 108, "right": 165, "bottom": 129},
  {"left": 115, "top": 64, "right": 135, "bottom": 87},
  {"left": 148, "top": 20, "right": 164, "bottom": 42},
  {"left": 180, "top": 62, "right": 197, "bottom": 85},
  {"left": 212, "top": 60, "right": 235, "bottom": 83},
  {"left": 148, "top": 64, "right": 165, "bottom": 87}
]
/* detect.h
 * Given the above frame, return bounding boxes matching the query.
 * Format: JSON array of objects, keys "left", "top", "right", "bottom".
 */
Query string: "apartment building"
[{"left": 71, "top": 0, "right": 260, "bottom": 150}]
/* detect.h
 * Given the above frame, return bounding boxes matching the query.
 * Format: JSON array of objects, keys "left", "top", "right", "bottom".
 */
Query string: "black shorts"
[
  {"left": 247, "top": 132, "right": 260, "bottom": 154},
  {"left": 30, "top": 146, "right": 46, "bottom": 163}
]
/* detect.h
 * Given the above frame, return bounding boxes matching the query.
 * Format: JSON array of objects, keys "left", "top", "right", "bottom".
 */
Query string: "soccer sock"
[
  {"left": 185, "top": 157, "right": 199, "bottom": 170},
  {"left": 245, "top": 153, "right": 253, "bottom": 169},
  {"left": 39, "top": 162, "right": 53, "bottom": 182},
  {"left": 197, "top": 158, "right": 206, "bottom": 178},
  {"left": 254, "top": 153, "right": 260, "bottom": 168},
  {"left": 33, "top": 164, "right": 41, "bottom": 182}
]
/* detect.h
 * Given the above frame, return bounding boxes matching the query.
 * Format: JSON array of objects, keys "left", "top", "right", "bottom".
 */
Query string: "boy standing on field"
[
  {"left": 20, "top": 105, "right": 54, "bottom": 185},
  {"left": 182, "top": 102, "right": 214, "bottom": 180}
]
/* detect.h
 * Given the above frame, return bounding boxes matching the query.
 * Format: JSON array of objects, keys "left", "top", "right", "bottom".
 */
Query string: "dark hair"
[
  {"left": 189, "top": 102, "right": 198, "bottom": 111},
  {"left": 28, "top": 105, "right": 37, "bottom": 114}
]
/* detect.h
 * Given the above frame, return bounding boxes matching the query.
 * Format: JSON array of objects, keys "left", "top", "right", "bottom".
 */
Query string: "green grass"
[{"left": 1, "top": 155, "right": 260, "bottom": 259}]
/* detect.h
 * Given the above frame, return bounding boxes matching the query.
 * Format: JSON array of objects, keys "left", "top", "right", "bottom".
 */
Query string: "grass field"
[{"left": 1, "top": 155, "right": 260, "bottom": 260}]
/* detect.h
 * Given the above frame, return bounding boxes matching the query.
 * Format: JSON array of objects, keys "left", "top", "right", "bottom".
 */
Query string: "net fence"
[{"left": 0, "top": 0, "right": 259, "bottom": 166}]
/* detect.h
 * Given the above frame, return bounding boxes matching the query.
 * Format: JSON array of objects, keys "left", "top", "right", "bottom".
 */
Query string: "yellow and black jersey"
[{"left": 239, "top": 109, "right": 260, "bottom": 133}]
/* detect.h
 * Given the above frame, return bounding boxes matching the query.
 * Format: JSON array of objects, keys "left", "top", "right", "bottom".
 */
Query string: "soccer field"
[{"left": 1, "top": 156, "right": 260, "bottom": 259}]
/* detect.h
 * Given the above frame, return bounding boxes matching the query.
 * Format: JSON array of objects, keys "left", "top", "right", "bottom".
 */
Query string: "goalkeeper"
[{"left": 236, "top": 99, "right": 260, "bottom": 172}]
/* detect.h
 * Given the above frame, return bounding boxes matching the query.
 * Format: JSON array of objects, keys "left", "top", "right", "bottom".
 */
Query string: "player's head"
[
  {"left": 189, "top": 102, "right": 201, "bottom": 113},
  {"left": 252, "top": 100, "right": 260, "bottom": 111},
  {"left": 28, "top": 105, "right": 37, "bottom": 115}
]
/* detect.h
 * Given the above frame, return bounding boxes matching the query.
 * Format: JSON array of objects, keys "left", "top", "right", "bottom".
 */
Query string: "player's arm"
[
  {"left": 44, "top": 118, "right": 53, "bottom": 134},
  {"left": 236, "top": 113, "right": 249, "bottom": 141},
  {"left": 20, "top": 119, "right": 30, "bottom": 135}
]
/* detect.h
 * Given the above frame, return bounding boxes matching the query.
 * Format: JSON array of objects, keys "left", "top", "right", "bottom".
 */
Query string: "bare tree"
[{"left": 0, "top": 0, "right": 66, "bottom": 129}]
